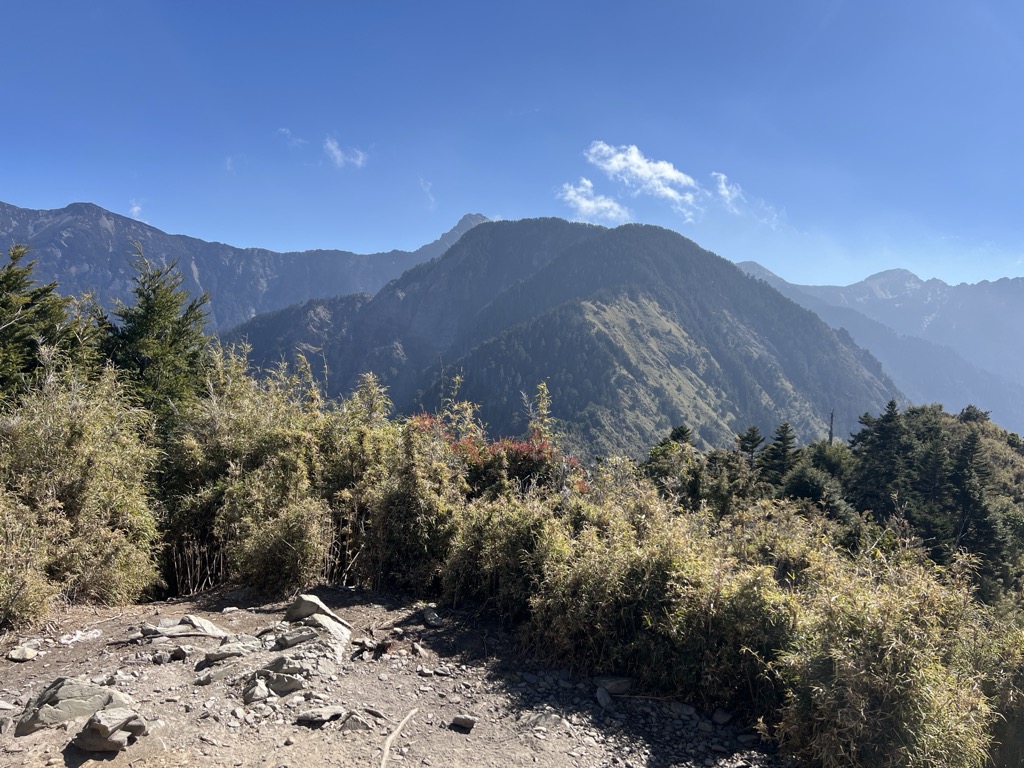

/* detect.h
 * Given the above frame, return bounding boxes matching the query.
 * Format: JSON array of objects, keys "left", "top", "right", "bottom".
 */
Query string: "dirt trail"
[{"left": 0, "top": 588, "right": 787, "bottom": 768}]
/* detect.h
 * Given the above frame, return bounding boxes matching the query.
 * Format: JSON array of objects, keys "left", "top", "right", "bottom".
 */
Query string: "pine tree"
[
  {"left": 759, "top": 421, "right": 799, "bottom": 487},
  {"left": 101, "top": 252, "right": 210, "bottom": 425},
  {"left": 735, "top": 425, "right": 765, "bottom": 469},
  {"left": 850, "top": 400, "right": 909, "bottom": 518},
  {"left": 0, "top": 245, "right": 75, "bottom": 401}
]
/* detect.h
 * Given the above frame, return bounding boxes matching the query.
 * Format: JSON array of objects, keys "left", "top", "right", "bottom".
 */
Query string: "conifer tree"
[
  {"left": 100, "top": 252, "right": 210, "bottom": 426},
  {"left": 0, "top": 245, "right": 75, "bottom": 401},
  {"left": 736, "top": 425, "right": 765, "bottom": 469},
  {"left": 759, "top": 421, "right": 799, "bottom": 487}
]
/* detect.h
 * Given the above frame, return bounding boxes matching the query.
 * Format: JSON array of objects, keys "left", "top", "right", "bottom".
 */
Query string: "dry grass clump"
[
  {"left": 0, "top": 365, "right": 159, "bottom": 623},
  {"left": 773, "top": 544, "right": 1003, "bottom": 767},
  {"left": 162, "top": 348, "right": 338, "bottom": 593}
]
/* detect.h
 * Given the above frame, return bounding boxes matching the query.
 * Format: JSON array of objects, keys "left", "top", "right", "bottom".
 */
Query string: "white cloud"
[
  {"left": 584, "top": 140, "right": 701, "bottom": 219},
  {"left": 711, "top": 172, "right": 744, "bottom": 214},
  {"left": 324, "top": 137, "right": 367, "bottom": 168},
  {"left": 276, "top": 127, "right": 307, "bottom": 148},
  {"left": 129, "top": 200, "right": 143, "bottom": 220},
  {"left": 420, "top": 178, "right": 436, "bottom": 210},
  {"left": 558, "top": 177, "right": 631, "bottom": 223},
  {"left": 564, "top": 140, "right": 780, "bottom": 228}
]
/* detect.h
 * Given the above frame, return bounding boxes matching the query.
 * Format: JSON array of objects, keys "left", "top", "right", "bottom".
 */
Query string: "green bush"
[
  {"left": 0, "top": 489, "right": 56, "bottom": 628},
  {"left": 0, "top": 364, "right": 159, "bottom": 609},
  {"left": 773, "top": 544, "right": 998, "bottom": 767},
  {"left": 445, "top": 492, "right": 568, "bottom": 622},
  {"left": 161, "top": 347, "right": 337, "bottom": 594}
]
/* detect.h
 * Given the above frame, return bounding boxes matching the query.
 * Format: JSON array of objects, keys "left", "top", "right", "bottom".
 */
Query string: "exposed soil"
[{"left": 0, "top": 588, "right": 789, "bottom": 768}]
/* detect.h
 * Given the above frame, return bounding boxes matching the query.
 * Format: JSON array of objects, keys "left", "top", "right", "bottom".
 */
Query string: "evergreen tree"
[
  {"left": 0, "top": 245, "right": 76, "bottom": 401},
  {"left": 669, "top": 423, "right": 693, "bottom": 445},
  {"left": 849, "top": 400, "right": 909, "bottom": 518},
  {"left": 101, "top": 253, "right": 210, "bottom": 425},
  {"left": 948, "top": 429, "right": 1011, "bottom": 598},
  {"left": 735, "top": 425, "right": 765, "bottom": 469},
  {"left": 759, "top": 421, "right": 799, "bottom": 487}
]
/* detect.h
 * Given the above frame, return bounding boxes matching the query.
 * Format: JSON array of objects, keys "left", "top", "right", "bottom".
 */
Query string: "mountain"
[
  {"left": 787, "top": 267, "right": 1024, "bottom": 385},
  {"left": 230, "top": 219, "right": 903, "bottom": 457},
  {"left": 739, "top": 262, "right": 1024, "bottom": 434},
  {"left": 0, "top": 201, "right": 486, "bottom": 330}
]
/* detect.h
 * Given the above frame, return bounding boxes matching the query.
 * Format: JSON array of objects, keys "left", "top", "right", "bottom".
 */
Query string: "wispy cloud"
[
  {"left": 560, "top": 140, "right": 780, "bottom": 228},
  {"left": 711, "top": 171, "right": 744, "bottom": 214},
  {"left": 324, "top": 136, "right": 367, "bottom": 168},
  {"left": 585, "top": 140, "right": 700, "bottom": 220},
  {"left": 558, "top": 177, "right": 631, "bottom": 224},
  {"left": 420, "top": 178, "right": 437, "bottom": 211},
  {"left": 129, "top": 200, "right": 144, "bottom": 220},
  {"left": 276, "top": 127, "right": 307, "bottom": 148}
]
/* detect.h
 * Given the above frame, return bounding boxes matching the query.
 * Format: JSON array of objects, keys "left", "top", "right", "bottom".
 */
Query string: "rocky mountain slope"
[
  {"left": 0, "top": 201, "right": 486, "bottom": 330},
  {"left": 0, "top": 589, "right": 782, "bottom": 768},
  {"left": 231, "top": 219, "right": 902, "bottom": 457},
  {"left": 740, "top": 262, "right": 1024, "bottom": 434}
]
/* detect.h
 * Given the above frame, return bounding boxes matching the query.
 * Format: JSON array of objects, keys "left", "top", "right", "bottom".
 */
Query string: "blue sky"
[{"left": 5, "top": 1, "right": 1024, "bottom": 285}]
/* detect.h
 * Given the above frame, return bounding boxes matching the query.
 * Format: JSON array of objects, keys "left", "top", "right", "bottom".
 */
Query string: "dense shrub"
[
  {"left": 161, "top": 348, "right": 338, "bottom": 594},
  {"left": 0, "top": 489, "right": 56, "bottom": 628},
  {"left": 773, "top": 545, "right": 1004, "bottom": 767},
  {"left": 0, "top": 364, "right": 159, "bottom": 611}
]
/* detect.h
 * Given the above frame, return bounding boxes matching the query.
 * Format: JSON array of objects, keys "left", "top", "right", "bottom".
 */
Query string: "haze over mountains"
[
  {"left": 0, "top": 201, "right": 486, "bottom": 330},
  {"left": 229, "top": 219, "right": 901, "bottom": 456},
  {"left": 739, "top": 262, "right": 1024, "bottom": 434},
  {"left": 5, "top": 198, "right": 1021, "bottom": 454}
]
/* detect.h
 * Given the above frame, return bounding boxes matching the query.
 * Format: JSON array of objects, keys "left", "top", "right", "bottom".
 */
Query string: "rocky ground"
[{"left": 0, "top": 587, "right": 792, "bottom": 768}]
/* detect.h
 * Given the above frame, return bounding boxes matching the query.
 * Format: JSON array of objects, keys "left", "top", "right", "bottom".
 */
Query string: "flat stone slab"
[
  {"left": 16, "top": 677, "right": 135, "bottom": 736},
  {"left": 296, "top": 705, "right": 349, "bottom": 724},
  {"left": 283, "top": 595, "right": 351, "bottom": 628}
]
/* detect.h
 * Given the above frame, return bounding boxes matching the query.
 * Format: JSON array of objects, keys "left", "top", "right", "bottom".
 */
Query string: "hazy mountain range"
[
  {"left": 5, "top": 199, "right": 1021, "bottom": 453},
  {"left": 0, "top": 200, "right": 485, "bottom": 330},
  {"left": 228, "top": 219, "right": 901, "bottom": 456},
  {"left": 739, "top": 262, "right": 1024, "bottom": 434}
]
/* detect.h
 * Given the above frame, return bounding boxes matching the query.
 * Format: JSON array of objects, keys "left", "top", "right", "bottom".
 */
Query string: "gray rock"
[
  {"left": 7, "top": 645, "right": 37, "bottom": 662},
  {"left": 74, "top": 727, "right": 131, "bottom": 752},
  {"left": 16, "top": 677, "right": 135, "bottom": 736},
  {"left": 254, "top": 671, "right": 304, "bottom": 697},
  {"left": 242, "top": 679, "right": 270, "bottom": 704},
  {"left": 422, "top": 606, "right": 443, "bottom": 628},
  {"left": 283, "top": 595, "right": 351, "bottom": 628},
  {"left": 274, "top": 627, "right": 318, "bottom": 650},
  {"left": 711, "top": 708, "right": 733, "bottom": 725},
  {"left": 296, "top": 705, "right": 348, "bottom": 724},
  {"left": 89, "top": 707, "right": 147, "bottom": 738},
  {"left": 302, "top": 613, "right": 352, "bottom": 648},
  {"left": 194, "top": 663, "right": 241, "bottom": 686},
  {"left": 73, "top": 708, "right": 148, "bottom": 753},
  {"left": 151, "top": 651, "right": 172, "bottom": 665},
  {"left": 205, "top": 640, "right": 260, "bottom": 662},
  {"left": 341, "top": 713, "right": 372, "bottom": 731},
  {"left": 141, "top": 614, "right": 227, "bottom": 639},
  {"left": 261, "top": 655, "right": 316, "bottom": 678},
  {"left": 0, "top": 716, "right": 13, "bottom": 735},
  {"left": 0, "top": 699, "right": 16, "bottom": 711},
  {"left": 451, "top": 714, "right": 477, "bottom": 731},
  {"left": 595, "top": 687, "right": 613, "bottom": 710},
  {"left": 592, "top": 675, "right": 633, "bottom": 695}
]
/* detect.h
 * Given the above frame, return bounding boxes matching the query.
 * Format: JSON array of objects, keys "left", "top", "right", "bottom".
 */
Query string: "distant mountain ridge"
[
  {"left": 738, "top": 261, "right": 1024, "bottom": 433},
  {"left": 230, "top": 219, "right": 903, "bottom": 457},
  {"left": 0, "top": 201, "right": 487, "bottom": 330}
]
